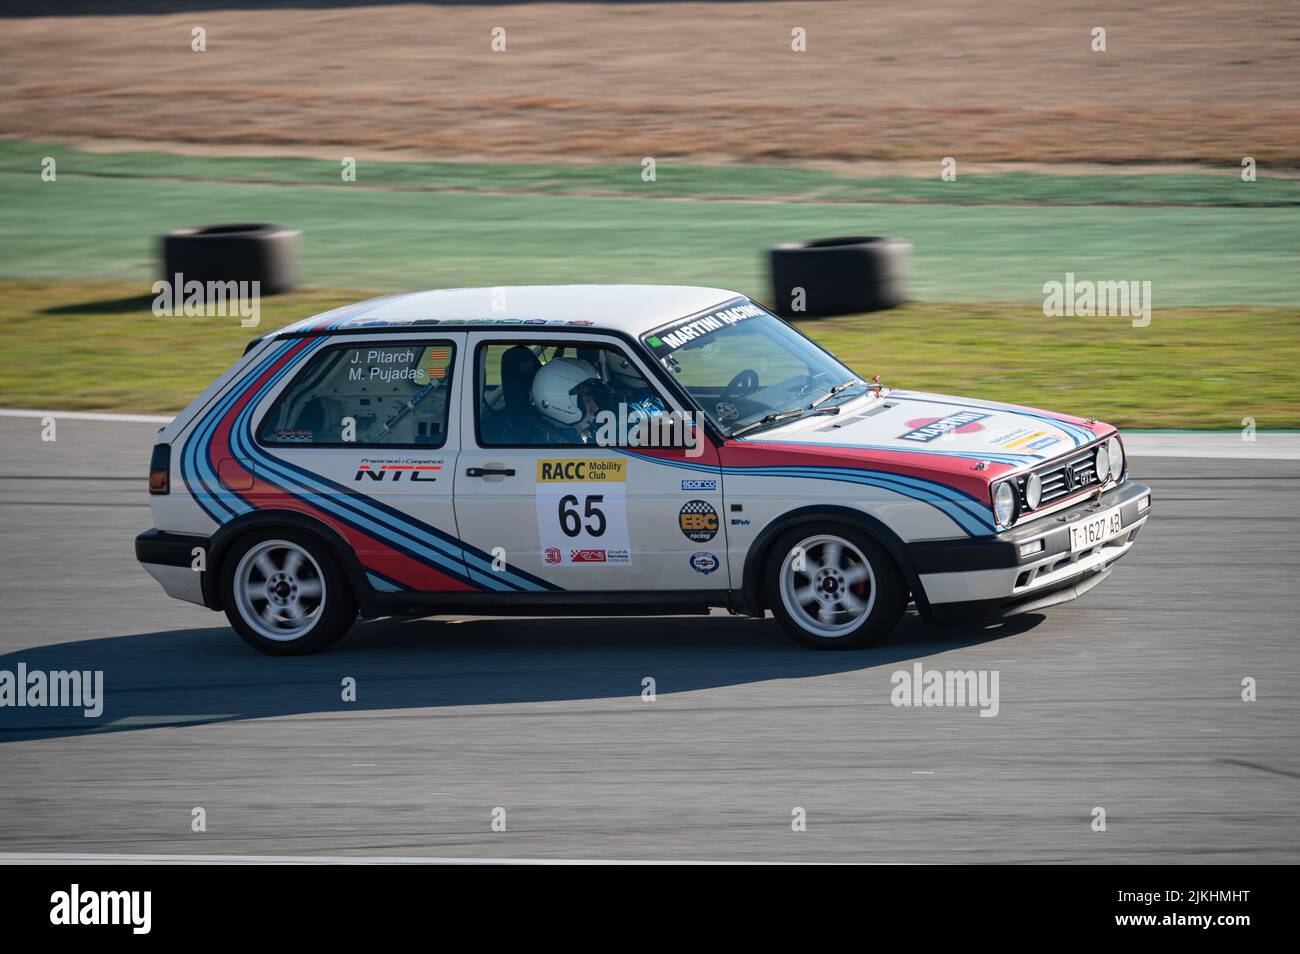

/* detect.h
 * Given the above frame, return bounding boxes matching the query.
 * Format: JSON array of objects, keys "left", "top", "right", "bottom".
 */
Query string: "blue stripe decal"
[
  {"left": 230, "top": 431, "right": 554, "bottom": 592},
  {"left": 185, "top": 332, "right": 558, "bottom": 594},
  {"left": 366, "top": 571, "right": 404, "bottom": 593},
  {"left": 193, "top": 337, "right": 323, "bottom": 520},
  {"left": 183, "top": 338, "right": 301, "bottom": 523},
  {"left": 223, "top": 343, "right": 500, "bottom": 591},
  {"left": 728, "top": 466, "right": 996, "bottom": 535},
  {"left": 281, "top": 294, "right": 406, "bottom": 334},
  {"left": 742, "top": 437, "right": 1040, "bottom": 466},
  {"left": 198, "top": 339, "right": 492, "bottom": 592},
  {"left": 734, "top": 463, "right": 988, "bottom": 508},
  {"left": 616, "top": 449, "right": 996, "bottom": 536}
]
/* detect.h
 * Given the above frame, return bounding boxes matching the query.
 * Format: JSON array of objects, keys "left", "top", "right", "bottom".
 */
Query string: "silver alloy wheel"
[
  {"left": 778, "top": 533, "right": 877, "bottom": 638},
  {"left": 233, "top": 539, "right": 326, "bottom": 642}
]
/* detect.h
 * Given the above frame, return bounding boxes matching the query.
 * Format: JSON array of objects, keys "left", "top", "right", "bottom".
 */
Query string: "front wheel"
[
  {"left": 765, "top": 525, "right": 907, "bottom": 650},
  {"left": 220, "top": 531, "right": 357, "bottom": 655}
]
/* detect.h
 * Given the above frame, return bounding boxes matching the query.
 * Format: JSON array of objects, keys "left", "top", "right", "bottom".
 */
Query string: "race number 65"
[{"left": 558, "top": 494, "right": 606, "bottom": 537}]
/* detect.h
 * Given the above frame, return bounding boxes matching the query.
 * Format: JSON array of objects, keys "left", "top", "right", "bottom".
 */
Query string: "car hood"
[{"left": 737, "top": 389, "right": 1110, "bottom": 472}]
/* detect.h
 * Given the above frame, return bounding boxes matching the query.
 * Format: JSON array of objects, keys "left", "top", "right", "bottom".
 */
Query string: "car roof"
[{"left": 276, "top": 285, "right": 746, "bottom": 337}]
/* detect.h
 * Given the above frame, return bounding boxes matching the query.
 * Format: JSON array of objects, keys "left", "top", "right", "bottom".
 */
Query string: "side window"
[
  {"left": 476, "top": 340, "right": 668, "bottom": 447},
  {"left": 258, "top": 342, "right": 455, "bottom": 446}
]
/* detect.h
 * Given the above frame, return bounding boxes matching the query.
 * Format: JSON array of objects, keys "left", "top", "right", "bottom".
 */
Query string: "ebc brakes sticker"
[
  {"left": 535, "top": 458, "right": 631, "bottom": 566},
  {"left": 678, "top": 499, "right": 719, "bottom": 542}
]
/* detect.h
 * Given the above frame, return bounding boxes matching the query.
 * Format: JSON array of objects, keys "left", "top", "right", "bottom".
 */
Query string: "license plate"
[{"left": 1068, "top": 506, "right": 1124, "bottom": 552}]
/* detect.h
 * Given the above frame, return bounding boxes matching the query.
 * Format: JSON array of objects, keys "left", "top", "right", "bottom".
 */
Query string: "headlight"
[
  {"left": 993, "top": 481, "right": 1017, "bottom": 527},
  {"left": 1024, "top": 471, "right": 1043, "bottom": 509},
  {"left": 1094, "top": 443, "right": 1110, "bottom": 483},
  {"left": 1106, "top": 436, "right": 1123, "bottom": 481}
]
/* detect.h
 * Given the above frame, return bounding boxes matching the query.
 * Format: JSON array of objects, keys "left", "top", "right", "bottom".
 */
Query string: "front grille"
[{"left": 1015, "top": 444, "right": 1101, "bottom": 509}]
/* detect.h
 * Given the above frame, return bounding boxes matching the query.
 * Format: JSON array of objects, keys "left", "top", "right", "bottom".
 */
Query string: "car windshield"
[{"left": 642, "top": 300, "right": 868, "bottom": 437}]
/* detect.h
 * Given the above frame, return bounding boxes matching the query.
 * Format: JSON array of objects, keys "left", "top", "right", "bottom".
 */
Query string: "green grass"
[
  {"left": 0, "top": 282, "right": 369, "bottom": 415},
  {"left": 3, "top": 280, "right": 1295, "bottom": 429},
  {"left": 4, "top": 141, "right": 1298, "bottom": 207},
  {"left": 1, "top": 143, "right": 1294, "bottom": 425},
  {"left": 2, "top": 168, "right": 1298, "bottom": 306}
]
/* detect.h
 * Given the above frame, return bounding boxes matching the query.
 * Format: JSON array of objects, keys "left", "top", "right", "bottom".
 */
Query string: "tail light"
[{"left": 149, "top": 443, "right": 171, "bottom": 495}]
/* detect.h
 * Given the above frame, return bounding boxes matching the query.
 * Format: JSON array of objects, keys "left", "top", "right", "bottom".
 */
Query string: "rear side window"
[{"left": 258, "top": 342, "right": 455, "bottom": 447}]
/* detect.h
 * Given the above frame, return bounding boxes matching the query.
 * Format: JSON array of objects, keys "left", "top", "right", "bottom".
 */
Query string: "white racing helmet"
[{"left": 531, "top": 357, "right": 601, "bottom": 425}]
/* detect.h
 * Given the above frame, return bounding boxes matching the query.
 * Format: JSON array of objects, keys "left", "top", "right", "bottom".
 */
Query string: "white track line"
[
  {"left": 3, "top": 409, "right": 1298, "bottom": 459},
  {"left": 1124, "top": 432, "right": 1300, "bottom": 460},
  {"left": 0, "top": 852, "right": 761, "bottom": 865},
  {"left": 0, "top": 408, "right": 172, "bottom": 424}
]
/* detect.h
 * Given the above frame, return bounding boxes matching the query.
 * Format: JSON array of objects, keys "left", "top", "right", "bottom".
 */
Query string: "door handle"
[{"left": 465, "top": 467, "right": 516, "bottom": 477}]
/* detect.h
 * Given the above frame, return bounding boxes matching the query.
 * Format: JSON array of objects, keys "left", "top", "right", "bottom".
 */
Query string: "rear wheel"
[
  {"left": 221, "top": 531, "right": 356, "bottom": 655},
  {"left": 765, "top": 525, "right": 906, "bottom": 649}
]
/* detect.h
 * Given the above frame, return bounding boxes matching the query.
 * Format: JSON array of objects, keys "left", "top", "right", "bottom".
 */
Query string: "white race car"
[{"left": 136, "top": 286, "right": 1151, "bottom": 654}]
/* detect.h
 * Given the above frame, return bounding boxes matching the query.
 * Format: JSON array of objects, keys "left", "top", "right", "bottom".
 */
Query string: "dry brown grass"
[{"left": 2, "top": 1, "right": 1297, "bottom": 167}]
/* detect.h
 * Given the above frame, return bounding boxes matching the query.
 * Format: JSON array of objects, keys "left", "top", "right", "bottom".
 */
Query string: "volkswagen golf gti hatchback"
[{"left": 136, "top": 286, "right": 1152, "bottom": 654}]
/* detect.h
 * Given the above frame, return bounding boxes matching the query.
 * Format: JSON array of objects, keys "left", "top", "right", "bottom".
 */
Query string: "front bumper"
[
  {"left": 136, "top": 528, "right": 208, "bottom": 607},
  {"left": 907, "top": 480, "right": 1151, "bottom": 623}
]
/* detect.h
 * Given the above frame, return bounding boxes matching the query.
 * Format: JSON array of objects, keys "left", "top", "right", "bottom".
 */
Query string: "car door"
[
  {"left": 249, "top": 332, "right": 475, "bottom": 593},
  {"left": 453, "top": 331, "right": 727, "bottom": 593}
]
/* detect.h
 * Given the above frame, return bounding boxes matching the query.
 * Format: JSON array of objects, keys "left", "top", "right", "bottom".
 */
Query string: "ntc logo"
[{"left": 354, "top": 463, "right": 440, "bottom": 482}]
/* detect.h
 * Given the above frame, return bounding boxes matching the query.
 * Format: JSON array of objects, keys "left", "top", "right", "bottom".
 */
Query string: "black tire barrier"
[
  {"left": 769, "top": 236, "right": 910, "bottom": 318},
  {"left": 162, "top": 223, "right": 302, "bottom": 295}
]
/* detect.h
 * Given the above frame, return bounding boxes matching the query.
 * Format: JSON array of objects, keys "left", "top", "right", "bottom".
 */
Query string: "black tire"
[
  {"left": 162, "top": 223, "right": 301, "bottom": 296},
  {"left": 769, "top": 236, "right": 910, "bottom": 318},
  {"left": 220, "top": 529, "right": 356, "bottom": 655},
  {"left": 763, "top": 524, "right": 907, "bottom": 650}
]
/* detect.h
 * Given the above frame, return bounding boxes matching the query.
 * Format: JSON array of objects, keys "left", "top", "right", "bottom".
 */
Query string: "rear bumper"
[
  {"left": 907, "top": 480, "right": 1151, "bottom": 623},
  {"left": 136, "top": 529, "right": 208, "bottom": 607}
]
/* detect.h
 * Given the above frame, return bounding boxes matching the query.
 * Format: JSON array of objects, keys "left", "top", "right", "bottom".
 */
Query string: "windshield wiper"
[
  {"left": 731, "top": 405, "right": 840, "bottom": 438},
  {"left": 809, "top": 378, "right": 862, "bottom": 408}
]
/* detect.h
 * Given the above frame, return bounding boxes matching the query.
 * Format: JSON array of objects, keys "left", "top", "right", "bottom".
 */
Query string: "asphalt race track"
[{"left": 1, "top": 417, "right": 1296, "bottom": 863}]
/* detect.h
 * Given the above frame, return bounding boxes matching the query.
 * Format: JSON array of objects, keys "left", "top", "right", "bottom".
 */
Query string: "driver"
[
  {"left": 531, "top": 357, "right": 611, "bottom": 444},
  {"left": 605, "top": 353, "right": 668, "bottom": 425}
]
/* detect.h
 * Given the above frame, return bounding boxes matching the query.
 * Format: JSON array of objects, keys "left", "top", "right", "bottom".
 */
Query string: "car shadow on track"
[{"left": 0, "top": 611, "right": 1044, "bottom": 742}]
